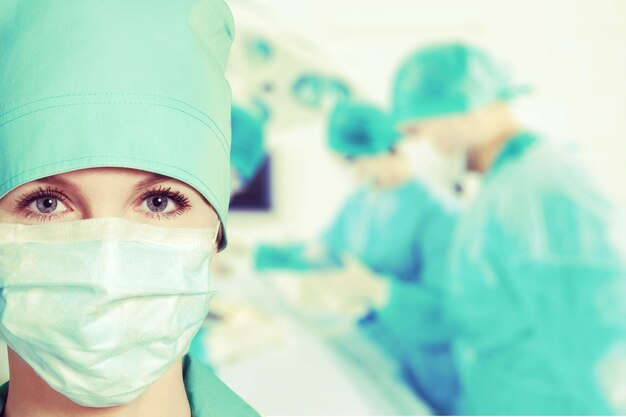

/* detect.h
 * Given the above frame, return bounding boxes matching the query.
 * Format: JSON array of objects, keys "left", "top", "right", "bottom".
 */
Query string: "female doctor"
[{"left": 0, "top": 1, "right": 260, "bottom": 416}]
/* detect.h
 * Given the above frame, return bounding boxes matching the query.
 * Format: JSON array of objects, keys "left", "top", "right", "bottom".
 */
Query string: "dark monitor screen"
[{"left": 230, "top": 157, "right": 272, "bottom": 212}]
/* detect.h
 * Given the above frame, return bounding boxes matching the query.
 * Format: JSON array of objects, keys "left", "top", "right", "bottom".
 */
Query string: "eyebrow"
[
  {"left": 35, "top": 172, "right": 173, "bottom": 192},
  {"left": 132, "top": 173, "right": 175, "bottom": 191},
  {"left": 28, "top": 172, "right": 182, "bottom": 200},
  {"left": 31, "top": 175, "right": 81, "bottom": 193}
]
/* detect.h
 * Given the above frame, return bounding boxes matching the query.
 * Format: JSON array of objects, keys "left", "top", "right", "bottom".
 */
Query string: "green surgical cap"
[
  {"left": 328, "top": 102, "right": 400, "bottom": 157},
  {"left": 0, "top": 0, "right": 234, "bottom": 249},
  {"left": 231, "top": 105, "right": 266, "bottom": 182},
  {"left": 393, "top": 43, "right": 524, "bottom": 124}
]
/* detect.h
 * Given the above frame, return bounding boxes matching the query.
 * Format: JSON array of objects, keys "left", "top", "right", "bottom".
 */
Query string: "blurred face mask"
[
  {"left": 398, "top": 139, "right": 466, "bottom": 194},
  {"left": 0, "top": 218, "right": 219, "bottom": 407}
]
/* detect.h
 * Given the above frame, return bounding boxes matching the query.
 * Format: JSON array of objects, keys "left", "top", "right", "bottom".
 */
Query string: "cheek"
[
  {"left": 355, "top": 161, "right": 378, "bottom": 177},
  {"left": 174, "top": 198, "right": 219, "bottom": 229},
  {"left": 0, "top": 194, "right": 26, "bottom": 223},
  {"left": 428, "top": 137, "right": 462, "bottom": 158},
  {"left": 420, "top": 124, "right": 451, "bottom": 148},
  {"left": 351, "top": 161, "right": 365, "bottom": 175},
  {"left": 436, "top": 124, "right": 469, "bottom": 153},
  {"left": 434, "top": 135, "right": 460, "bottom": 154},
  {"left": 193, "top": 206, "right": 219, "bottom": 228},
  {"left": 377, "top": 156, "right": 396, "bottom": 172},
  {"left": 451, "top": 134, "right": 468, "bottom": 150},
  {"left": 0, "top": 206, "right": 14, "bottom": 223}
]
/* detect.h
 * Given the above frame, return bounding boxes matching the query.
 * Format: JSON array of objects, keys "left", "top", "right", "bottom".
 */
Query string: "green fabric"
[
  {"left": 182, "top": 355, "right": 260, "bottom": 417},
  {"left": 255, "top": 181, "right": 462, "bottom": 414},
  {"left": 255, "top": 242, "right": 341, "bottom": 271},
  {"left": 231, "top": 105, "right": 266, "bottom": 182},
  {"left": 328, "top": 101, "right": 400, "bottom": 157},
  {"left": 0, "top": 0, "right": 234, "bottom": 248},
  {"left": 490, "top": 131, "right": 538, "bottom": 174},
  {"left": 448, "top": 132, "right": 625, "bottom": 414},
  {"left": 392, "top": 43, "right": 526, "bottom": 124},
  {"left": 0, "top": 355, "right": 260, "bottom": 416}
]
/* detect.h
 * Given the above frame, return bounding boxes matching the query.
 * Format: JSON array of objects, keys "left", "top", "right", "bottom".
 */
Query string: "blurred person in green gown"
[
  {"left": 393, "top": 42, "right": 626, "bottom": 415},
  {"left": 256, "top": 101, "right": 461, "bottom": 414}
]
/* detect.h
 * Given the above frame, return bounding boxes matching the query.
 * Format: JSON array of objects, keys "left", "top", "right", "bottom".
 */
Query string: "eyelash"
[
  {"left": 14, "top": 185, "right": 192, "bottom": 221},
  {"left": 14, "top": 186, "right": 68, "bottom": 222},
  {"left": 137, "top": 186, "right": 192, "bottom": 219}
]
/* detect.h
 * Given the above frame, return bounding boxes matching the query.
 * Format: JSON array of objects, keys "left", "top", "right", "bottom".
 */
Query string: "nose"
[
  {"left": 81, "top": 203, "right": 128, "bottom": 220},
  {"left": 79, "top": 191, "right": 130, "bottom": 220}
]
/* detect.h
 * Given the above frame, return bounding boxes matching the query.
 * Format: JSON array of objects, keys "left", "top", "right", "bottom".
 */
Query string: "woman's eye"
[
  {"left": 31, "top": 197, "right": 67, "bottom": 214},
  {"left": 137, "top": 187, "right": 191, "bottom": 219},
  {"left": 141, "top": 195, "right": 177, "bottom": 214}
]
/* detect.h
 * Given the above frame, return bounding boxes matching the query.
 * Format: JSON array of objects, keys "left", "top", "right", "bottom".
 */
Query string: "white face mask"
[
  {"left": 398, "top": 139, "right": 467, "bottom": 196},
  {"left": 0, "top": 218, "right": 218, "bottom": 407}
]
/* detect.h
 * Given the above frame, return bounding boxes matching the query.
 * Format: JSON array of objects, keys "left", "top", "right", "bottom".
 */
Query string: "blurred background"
[
  {"left": 2, "top": 1, "right": 625, "bottom": 415},
  {"left": 207, "top": 1, "right": 626, "bottom": 415},
  {"left": 227, "top": 0, "right": 626, "bottom": 242}
]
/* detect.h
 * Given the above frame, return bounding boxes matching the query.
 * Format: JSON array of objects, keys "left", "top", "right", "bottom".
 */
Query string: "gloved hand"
[
  {"left": 297, "top": 254, "right": 391, "bottom": 321},
  {"left": 202, "top": 300, "right": 284, "bottom": 366}
]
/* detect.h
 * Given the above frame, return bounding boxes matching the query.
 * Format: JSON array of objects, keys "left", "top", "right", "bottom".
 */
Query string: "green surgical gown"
[
  {"left": 257, "top": 180, "right": 461, "bottom": 414},
  {"left": 449, "top": 132, "right": 626, "bottom": 415}
]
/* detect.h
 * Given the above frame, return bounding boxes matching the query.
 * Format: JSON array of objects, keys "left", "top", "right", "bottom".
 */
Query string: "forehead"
[
  {"left": 52, "top": 167, "right": 164, "bottom": 180},
  {"left": 9, "top": 168, "right": 196, "bottom": 196},
  {"left": 399, "top": 113, "right": 469, "bottom": 134}
]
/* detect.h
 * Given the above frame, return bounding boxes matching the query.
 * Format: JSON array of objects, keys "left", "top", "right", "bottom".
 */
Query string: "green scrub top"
[
  {"left": 255, "top": 180, "right": 461, "bottom": 414},
  {"left": 0, "top": 355, "right": 260, "bottom": 417}
]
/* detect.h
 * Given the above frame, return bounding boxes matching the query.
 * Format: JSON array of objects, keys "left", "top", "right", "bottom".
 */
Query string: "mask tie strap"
[{"left": 211, "top": 221, "right": 221, "bottom": 248}]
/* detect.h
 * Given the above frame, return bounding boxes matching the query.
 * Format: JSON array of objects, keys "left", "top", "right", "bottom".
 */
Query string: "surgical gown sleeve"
[
  {"left": 254, "top": 190, "right": 364, "bottom": 272},
  {"left": 358, "top": 201, "right": 459, "bottom": 356},
  {"left": 255, "top": 242, "right": 337, "bottom": 271},
  {"left": 320, "top": 188, "right": 366, "bottom": 258},
  {"left": 356, "top": 199, "right": 461, "bottom": 415}
]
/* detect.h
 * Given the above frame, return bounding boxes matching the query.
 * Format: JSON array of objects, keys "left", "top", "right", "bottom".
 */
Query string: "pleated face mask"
[{"left": 0, "top": 217, "right": 219, "bottom": 407}]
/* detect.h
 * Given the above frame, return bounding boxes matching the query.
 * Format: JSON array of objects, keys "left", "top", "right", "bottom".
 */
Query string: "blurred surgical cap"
[
  {"left": 0, "top": 0, "right": 234, "bottom": 248},
  {"left": 392, "top": 42, "right": 525, "bottom": 124},
  {"left": 328, "top": 102, "right": 400, "bottom": 157},
  {"left": 231, "top": 105, "right": 266, "bottom": 182}
]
